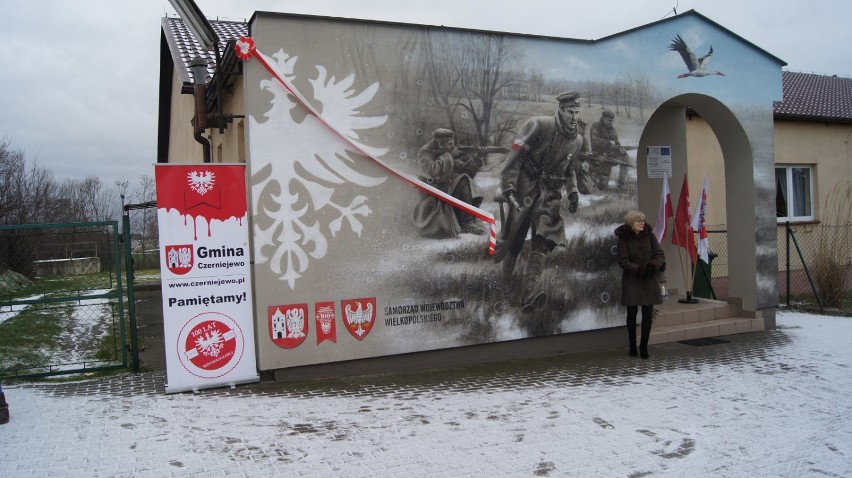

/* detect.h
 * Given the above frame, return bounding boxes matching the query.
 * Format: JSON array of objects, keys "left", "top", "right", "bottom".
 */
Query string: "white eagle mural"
[{"left": 248, "top": 50, "right": 390, "bottom": 289}]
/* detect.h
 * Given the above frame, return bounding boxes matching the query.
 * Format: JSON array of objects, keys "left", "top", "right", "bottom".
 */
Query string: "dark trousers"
[{"left": 626, "top": 305, "right": 653, "bottom": 349}]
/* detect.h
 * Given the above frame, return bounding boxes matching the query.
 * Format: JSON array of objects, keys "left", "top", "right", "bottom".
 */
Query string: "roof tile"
[
  {"left": 164, "top": 17, "right": 247, "bottom": 83},
  {"left": 774, "top": 71, "right": 852, "bottom": 122}
]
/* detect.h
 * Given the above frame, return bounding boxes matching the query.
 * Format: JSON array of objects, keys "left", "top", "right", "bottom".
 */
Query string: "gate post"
[{"left": 123, "top": 212, "right": 141, "bottom": 373}]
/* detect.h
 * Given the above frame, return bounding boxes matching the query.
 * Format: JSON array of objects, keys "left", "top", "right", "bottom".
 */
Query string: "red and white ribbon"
[{"left": 234, "top": 37, "right": 496, "bottom": 254}]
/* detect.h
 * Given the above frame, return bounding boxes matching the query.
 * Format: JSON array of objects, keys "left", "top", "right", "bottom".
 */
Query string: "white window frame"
[{"left": 775, "top": 165, "right": 814, "bottom": 223}]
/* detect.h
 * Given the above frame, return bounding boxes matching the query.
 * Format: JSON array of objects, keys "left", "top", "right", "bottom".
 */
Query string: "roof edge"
[
  {"left": 248, "top": 10, "right": 594, "bottom": 44},
  {"left": 597, "top": 9, "right": 787, "bottom": 67},
  {"left": 774, "top": 113, "right": 852, "bottom": 125},
  {"left": 161, "top": 17, "right": 193, "bottom": 90}
]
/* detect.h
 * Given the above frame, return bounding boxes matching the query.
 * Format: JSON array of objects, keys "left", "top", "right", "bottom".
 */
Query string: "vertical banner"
[{"left": 155, "top": 164, "right": 258, "bottom": 393}]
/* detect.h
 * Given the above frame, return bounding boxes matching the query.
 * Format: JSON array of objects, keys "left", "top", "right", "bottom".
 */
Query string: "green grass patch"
[
  {"left": 0, "top": 305, "right": 64, "bottom": 372},
  {"left": 92, "top": 320, "right": 123, "bottom": 362},
  {"left": 15, "top": 271, "right": 117, "bottom": 297},
  {"left": 0, "top": 299, "right": 128, "bottom": 377}
]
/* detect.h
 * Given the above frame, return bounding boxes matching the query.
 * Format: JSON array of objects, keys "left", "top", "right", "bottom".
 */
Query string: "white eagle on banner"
[
  {"left": 187, "top": 170, "right": 215, "bottom": 196},
  {"left": 249, "top": 50, "right": 388, "bottom": 289}
]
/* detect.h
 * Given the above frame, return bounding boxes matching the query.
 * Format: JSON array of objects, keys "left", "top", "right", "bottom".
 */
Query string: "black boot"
[
  {"left": 0, "top": 391, "right": 9, "bottom": 425},
  {"left": 639, "top": 306, "right": 653, "bottom": 359},
  {"left": 626, "top": 308, "right": 638, "bottom": 356},
  {"left": 521, "top": 252, "right": 547, "bottom": 314}
]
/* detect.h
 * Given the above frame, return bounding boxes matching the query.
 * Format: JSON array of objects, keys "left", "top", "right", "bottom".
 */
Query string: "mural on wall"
[
  {"left": 669, "top": 34, "right": 725, "bottom": 78},
  {"left": 242, "top": 13, "right": 779, "bottom": 369}
]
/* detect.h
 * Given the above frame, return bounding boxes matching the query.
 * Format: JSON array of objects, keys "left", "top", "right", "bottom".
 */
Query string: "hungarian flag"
[
  {"left": 654, "top": 173, "right": 673, "bottom": 241},
  {"left": 691, "top": 175, "right": 710, "bottom": 264},
  {"left": 672, "top": 174, "right": 697, "bottom": 263}
]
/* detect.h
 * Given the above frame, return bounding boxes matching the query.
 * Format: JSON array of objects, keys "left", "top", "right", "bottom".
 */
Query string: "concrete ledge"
[
  {"left": 657, "top": 311, "right": 684, "bottom": 326},
  {"left": 650, "top": 316, "right": 760, "bottom": 345},
  {"left": 699, "top": 308, "right": 717, "bottom": 322},
  {"left": 715, "top": 305, "right": 737, "bottom": 319},
  {"left": 270, "top": 326, "right": 627, "bottom": 381}
]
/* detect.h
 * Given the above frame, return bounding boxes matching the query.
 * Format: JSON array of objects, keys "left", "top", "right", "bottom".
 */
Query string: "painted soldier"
[
  {"left": 412, "top": 128, "right": 485, "bottom": 238},
  {"left": 578, "top": 109, "right": 631, "bottom": 192},
  {"left": 495, "top": 91, "right": 587, "bottom": 314}
]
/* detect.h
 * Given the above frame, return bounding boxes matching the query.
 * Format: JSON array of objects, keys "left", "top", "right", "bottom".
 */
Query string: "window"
[{"left": 776, "top": 166, "right": 814, "bottom": 222}]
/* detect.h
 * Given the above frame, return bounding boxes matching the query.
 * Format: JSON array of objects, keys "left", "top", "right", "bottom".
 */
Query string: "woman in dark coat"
[{"left": 615, "top": 210, "right": 665, "bottom": 358}]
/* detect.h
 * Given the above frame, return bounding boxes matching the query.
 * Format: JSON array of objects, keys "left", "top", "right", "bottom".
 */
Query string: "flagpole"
[
  {"left": 679, "top": 222, "right": 699, "bottom": 303},
  {"left": 677, "top": 226, "right": 698, "bottom": 303},
  {"left": 686, "top": 175, "right": 710, "bottom": 303},
  {"left": 671, "top": 218, "right": 688, "bottom": 297},
  {"left": 690, "top": 229, "right": 700, "bottom": 290}
]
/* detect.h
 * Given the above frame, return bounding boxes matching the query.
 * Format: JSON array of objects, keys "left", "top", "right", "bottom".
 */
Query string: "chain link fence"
[
  {"left": 702, "top": 223, "right": 852, "bottom": 313},
  {"left": 702, "top": 225, "right": 729, "bottom": 301},
  {"left": 778, "top": 223, "right": 852, "bottom": 312},
  {"left": 124, "top": 201, "right": 159, "bottom": 272},
  {"left": 0, "top": 222, "right": 128, "bottom": 378}
]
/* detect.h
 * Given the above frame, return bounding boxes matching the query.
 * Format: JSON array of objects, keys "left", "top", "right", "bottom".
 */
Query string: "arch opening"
[{"left": 636, "top": 93, "right": 773, "bottom": 315}]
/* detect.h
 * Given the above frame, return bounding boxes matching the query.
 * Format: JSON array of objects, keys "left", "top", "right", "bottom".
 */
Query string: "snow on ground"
[
  {"left": 0, "top": 293, "right": 45, "bottom": 326},
  {"left": 2, "top": 290, "right": 117, "bottom": 370},
  {"left": 2, "top": 311, "right": 851, "bottom": 477},
  {"left": 0, "top": 290, "right": 112, "bottom": 326}
]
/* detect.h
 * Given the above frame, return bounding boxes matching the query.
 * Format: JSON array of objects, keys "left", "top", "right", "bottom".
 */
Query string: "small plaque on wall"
[{"left": 647, "top": 146, "right": 672, "bottom": 178}]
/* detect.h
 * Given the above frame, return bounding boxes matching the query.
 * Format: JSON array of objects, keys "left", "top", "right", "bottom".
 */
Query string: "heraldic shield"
[
  {"left": 268, "top": 304, "right": 308, "bottom": 349},
  {"left": 341, "top": 298, "right": 376, "bottom": 340},
  {"left": 165, "top": 244, "right": 194, "bottom": 276}
]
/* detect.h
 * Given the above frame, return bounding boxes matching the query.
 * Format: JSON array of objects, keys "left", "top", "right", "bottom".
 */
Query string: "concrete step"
[
  {"left": 648, "top": 316, "right": 764, "bottom": 345},
  {"left": 632, "top": 294, "right": 765, "bottom": 345}
]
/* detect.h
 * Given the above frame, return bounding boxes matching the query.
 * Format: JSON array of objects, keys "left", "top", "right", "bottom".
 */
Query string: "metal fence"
[
  {"left": 702, "top": 223, "right": 852, "bottom": 313},
  {"left": 0, "top": 222, "right": 128, "bottom": 378},
  {"left": 704, "top": 226, "right": 729, "bottom": 301},
  {"left": 779, "top": 223, "right": 852, "bottom": 311}
]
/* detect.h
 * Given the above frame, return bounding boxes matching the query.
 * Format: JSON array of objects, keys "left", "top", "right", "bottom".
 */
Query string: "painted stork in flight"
[{"left": 669, "top": 34, "right": 725, "bottom": 78}]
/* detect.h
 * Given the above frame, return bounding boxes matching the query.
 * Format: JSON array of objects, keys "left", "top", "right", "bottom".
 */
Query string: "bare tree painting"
[{"left": 422, "top": 32, "right": 526, "bottom": 147}]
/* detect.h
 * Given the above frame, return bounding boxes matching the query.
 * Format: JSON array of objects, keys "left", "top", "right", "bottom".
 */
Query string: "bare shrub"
[
  {"left": 814, "top": 181, "right": 851, "bottom": 308},
  {"left": 813, "top": 251, "right": 846, "bottom": 308}
]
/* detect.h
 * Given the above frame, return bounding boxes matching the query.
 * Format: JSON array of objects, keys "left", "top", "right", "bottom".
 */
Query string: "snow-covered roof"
[{"left": 161, "top": 16, "right": 247, "bottom": 87}]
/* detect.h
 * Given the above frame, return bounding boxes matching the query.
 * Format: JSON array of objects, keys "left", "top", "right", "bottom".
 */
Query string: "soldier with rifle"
[
  {"left": 412, "top": 128, "right": 487, "bottom": 238},
  {"left": 578, "top": 109, "right": 633, "bottom": 192},
  {"left": 495, "top": 91, "right": 590, "bottom": 314}
]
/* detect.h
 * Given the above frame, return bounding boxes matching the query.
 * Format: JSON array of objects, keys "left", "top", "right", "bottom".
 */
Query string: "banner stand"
[{"left": 155, "top": 164, "right": 259, "bottom": 394}]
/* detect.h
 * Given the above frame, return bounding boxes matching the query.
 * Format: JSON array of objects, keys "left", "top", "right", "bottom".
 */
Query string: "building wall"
[
  {"left": 685, "top": 115, "right": 727, "bottom": 227},
  {"left": 167, "top": 70, "right": 205, "bottom": 164},
  {"left": 237, "top": 12, "right": 783, "bottom": 371},
  {"left": 209, "top": 80, "right": 247, "bottom": 164},
  {"left": 775, "top": 120, "right": 852, "bottom": 225},
  {"left": 685, "top": 114, "right": 852, "bottom": 281},
  {"left": 166, "top": 67, "right": 248, "bottom": 166},
  {"left": 688, "top": 116, "right": 852, "bottom": 228},
  {"left": 159, "top": 16, "right": 852, "bottom": 374}
]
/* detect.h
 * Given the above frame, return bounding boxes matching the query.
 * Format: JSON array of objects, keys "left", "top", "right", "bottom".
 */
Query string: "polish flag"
[
  {"left": 672, "top": 174, "right": 697, "bottom": 263},
  {"left": 653, "top": 173, "right": 673, "bottom": 241},
  {"left": 691, "top": 175, "right": 710, "bottom": 264}
]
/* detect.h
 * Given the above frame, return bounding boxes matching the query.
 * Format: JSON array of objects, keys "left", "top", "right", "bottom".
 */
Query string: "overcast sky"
[{"left": 1, "top": 0, "right": 850, "bottom": 186}]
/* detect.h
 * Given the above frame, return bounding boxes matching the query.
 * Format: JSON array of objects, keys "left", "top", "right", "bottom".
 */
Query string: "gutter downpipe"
[
  {"left": 194, "top": 129, "right": 211, "bottom": 163},
  {"left": 190, "top": 58, "right": 212, "bottom": 163}
]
